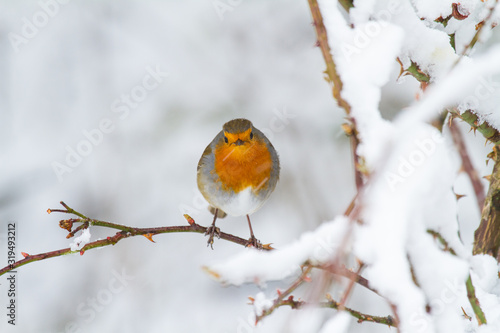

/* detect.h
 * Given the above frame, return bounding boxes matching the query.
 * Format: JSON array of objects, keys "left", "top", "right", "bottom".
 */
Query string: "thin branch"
[
  {"left": 466, "top": 275, "right": 487, "bottom": 325},
  {"left": 308, "top": 0, "right": 364, "bottom": 191},
  {"left": 0, "top": 202, "right": 270, "bottom": 277},
  {"left": 427, "top": 229, "right": 487, "bottom": 325},
  {"left": 450, "top": 109, "right": 500, "bottom": 145},
  {"left": 255, "top": 266, "right": 313, "bottom": 323},
  {"left": 449, "top": 118, "right": 485, "bottom": 210},
  {"left": 277, "top": 295, "right": 397, "bottom": 327},
  {"left": 455, "top": 0, "right": 499, "bottom": 61},
  {"left": 338, "top": 262, "right": 364, "bottom": 308},
  {"left": 308, "top": 0, "right": 351, "bottom": 114}
]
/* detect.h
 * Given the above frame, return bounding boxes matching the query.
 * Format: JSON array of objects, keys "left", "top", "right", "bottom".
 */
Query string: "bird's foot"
[
  {"left": 205, "top": 225, "right": 221, "bottom": 249},
  {"left": 245, "top": 235, "right": 262, "bottom": 249}
]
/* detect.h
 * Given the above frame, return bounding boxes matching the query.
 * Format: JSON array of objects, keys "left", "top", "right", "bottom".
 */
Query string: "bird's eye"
[
  {"left": 250, "top": 132, "right": 254, "bottom": 140},
  {"left": 224, "top": 136, "right": 228, "bottom": 143}
]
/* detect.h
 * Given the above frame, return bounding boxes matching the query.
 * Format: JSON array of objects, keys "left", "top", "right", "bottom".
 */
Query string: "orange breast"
[{"left": 213, "top": 140, "right": 272, "bottom": 193}]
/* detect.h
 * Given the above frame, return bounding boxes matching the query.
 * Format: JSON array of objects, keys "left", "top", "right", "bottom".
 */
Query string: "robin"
[{"left": 197, "top": 118, "right": 280, "bottom": 248}]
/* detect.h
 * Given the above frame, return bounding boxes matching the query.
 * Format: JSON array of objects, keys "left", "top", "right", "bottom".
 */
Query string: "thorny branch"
[
  {"left": 277, "top": 296, "right": 397, "bottom": 327},
  {"left": 449, "top": 118, "right": 486, "bottom": 211},
  {"left": 428, "top": 230, "right": 487, "bottom": 325},
  {"left": 254, "top": 264, "right": 397, "bottom": 327},
  {"left": 307, "top": 0, "right": 363, "bottom": 191},
  {"left": 0, "top": 201, "right": 271, "bottom": 277},
  {"left": 255, "top": 266, "right": 313, "bottom": 323}
]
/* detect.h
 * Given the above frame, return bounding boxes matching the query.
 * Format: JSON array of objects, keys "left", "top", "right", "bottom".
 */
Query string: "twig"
[
  {"left": 466, "top": 275, "right": 487, "bottom": 325},
  {"left": 0, "top": 202, "right": 270, "bottom": 277},
  {"left": 338, "top": 262, "right": 364, "bottom": 308},
  {"left": 427, "top": 229, "right": 487, "bottom": 325},
  {"left": 255, "top": 266, "right": 313, "bottom": 323},
  {"left": 315, "top": 264, "right": 375, "bottom": 293},
  {"left": 449, "top": 118, "right": 485, "bottom": 210},
  {"left": 277, "top": 295, "right": 397, "bottom": 327},
  {"left": 455, "top": 0, "right": 499, "bottom": 61},
  {"left": 308, "top": 0, "right": 351, "bottom": 114},
  {"left": 308, "top": 0, "right": 364, "bottom": 191},
  {"left": 449, "top": 109, "right": 500, "bottom": 145}
]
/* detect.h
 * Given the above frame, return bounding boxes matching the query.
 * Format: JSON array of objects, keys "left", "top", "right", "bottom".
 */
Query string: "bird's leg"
[
  {"left": 245, "top": 215, "right": 261, "bottom": 249},
  {"left": 205, "top": 208, "right": 221, "bottom": 249}
]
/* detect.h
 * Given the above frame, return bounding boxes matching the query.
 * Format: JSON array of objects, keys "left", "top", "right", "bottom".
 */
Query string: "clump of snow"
[
  {"left": 470, "top": 255, "right": 500, "bottom": 292},
  {"left": 411, "top": 0, "right": 454, "bottom": 20},
  {"left": 318, "top": 0, "right": 403, "bottom": 169},
  {"left": 205, "top": 216, "right": 349, "bottom": 286},
  {"left": 70, "top": 228, "right": 91, "bottom": 251},
  {"left": 253, "top": 292, "right": 273, "bottom": 317}
]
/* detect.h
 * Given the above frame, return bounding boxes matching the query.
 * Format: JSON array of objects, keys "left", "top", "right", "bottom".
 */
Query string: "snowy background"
[{"left": 0, "top": 0, "right": 499, "bottom": 332}]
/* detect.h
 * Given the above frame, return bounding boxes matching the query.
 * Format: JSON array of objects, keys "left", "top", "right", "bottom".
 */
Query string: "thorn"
[
  {"left": 461, "top": 307, "right": 472, "bottom": 321},
  {"left": 183, "top": 214, "right": 195, "bottom": 225},
  {"left": 21, "top": 252, "right": 29, "bottom": 258},
  {"left": 303, "top": 275, "right": 312, "bottom": 282},
  {"left": 314, "top": 40, "right": 320, "bottom": 47},
  {"left": 483, "top": 175, "right": 492, "bottom": 182},
  {"left": 248, "top": 296, "right": 255, "bottom": 304},
  {"left": 262, "top": 243, "right": 274, "bottom": 250},
  {"left": 487, "top": 149, "right": 497, "bottom": 161},
  {"left": 80, "top": 250, "right": 85, "bottom": 256},
  {"left": 202, "top": 266, "right": 221, "bottom": 280},
  {"left": 341, "top": 123, "right": 354, "bottom": 136},
  {"left": 143, "top": 233, "right": 156, "bottom": 243},
  {"left": 107, "top": 237, "right": 111, "bottom": 241},
  {"left": 455, "top": 193, "right": 466, "bottom": 200},
  {"left": 396, "top": 57, "right": 404, "bottom": 80},
  {"left": 277, "top": 289, "right": 282, "bottom": 296}
]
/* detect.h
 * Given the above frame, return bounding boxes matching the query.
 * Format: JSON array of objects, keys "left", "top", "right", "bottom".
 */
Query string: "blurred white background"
[{"left": 0, "top": 1, "right": 496, "bottom": 332}]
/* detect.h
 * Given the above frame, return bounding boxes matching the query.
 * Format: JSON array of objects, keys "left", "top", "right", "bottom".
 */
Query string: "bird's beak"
[{"left": 233, "top": 139, "right": 245, "bottom": 146}]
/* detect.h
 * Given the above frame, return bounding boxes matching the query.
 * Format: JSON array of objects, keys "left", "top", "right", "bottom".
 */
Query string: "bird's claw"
[
  {"left": 205, "top": 225, "right": 221, "bottom": 249},
  {"left": 245, "top": 236, "right": 262, "bottom": 249}
]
